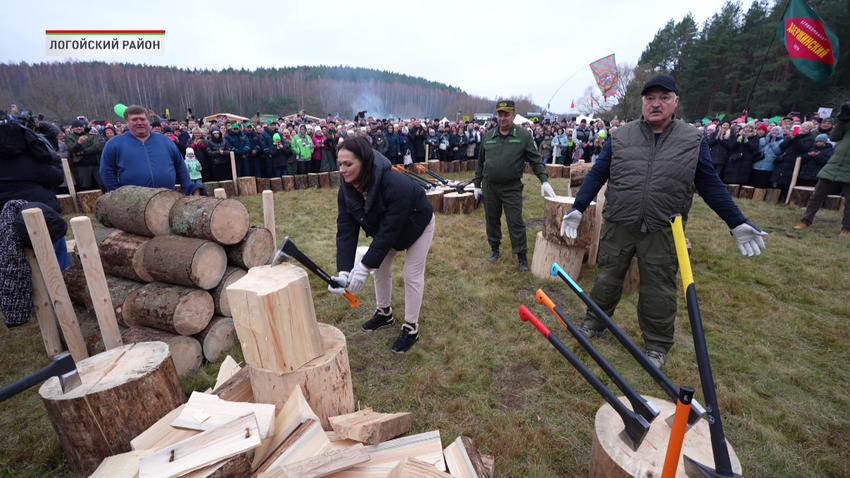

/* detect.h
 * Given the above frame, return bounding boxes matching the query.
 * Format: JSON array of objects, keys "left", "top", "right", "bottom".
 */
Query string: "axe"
[
  {"left": 415, "top": 164, "right": 449, "bottom": 185},
  {"left": 272, "top": 236, "right": 360, "bottom": 308},
  {"left": 0, "top": 351, "right": 82, "bottom": 401},
  {"left": 392, "top": 166, "right": 436, "bottom": 189}
]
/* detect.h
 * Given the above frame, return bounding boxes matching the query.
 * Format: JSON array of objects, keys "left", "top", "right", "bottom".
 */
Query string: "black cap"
[{"left": 641, "top": 74, "right": 679, "bottom": 96}]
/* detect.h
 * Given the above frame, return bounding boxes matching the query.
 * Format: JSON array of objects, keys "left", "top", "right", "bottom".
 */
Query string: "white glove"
[
  {"left": 541, "top": 181, "right": 557, "bottom": 198},
  {"left": 560, "top": 208, "right": 582, "bottom": 239},
  {"left": 730, "top": 220, "right": 768, "bottom": 256},
  {"left": 473, "top": 188, "right": 482, "bottom": 202},
  {"left": 346, "top": 262, "right": 371, "bottom": 293},
  {"left": 328, "top": 271, "right": 349, "bottom": 295}
]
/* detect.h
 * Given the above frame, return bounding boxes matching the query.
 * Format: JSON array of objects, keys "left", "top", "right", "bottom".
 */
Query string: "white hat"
[{"left": 185, "top": 147, "right": 195, "bottom": 156}]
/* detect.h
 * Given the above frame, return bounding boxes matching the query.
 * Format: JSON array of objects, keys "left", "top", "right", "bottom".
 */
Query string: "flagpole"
[
  {"left": 546, "top": 64, "right": 590, "bottom": 113},
  {"left": 743, "top": 0, "right": 794, "bottom": 116}
]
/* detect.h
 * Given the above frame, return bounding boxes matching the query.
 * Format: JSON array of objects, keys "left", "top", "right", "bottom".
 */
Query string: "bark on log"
[
  {"left": 97, "top": 186, "right": 183, "bottom": 237},
  {"left": 126, "top": 282, "right": 214, "bottom": 336},
  {"left": 168, "top": 196, "right": 250, "bottom": 245},
  {"left": 329, "top": 171, "right": 341, "bottom": 187},
  {"left": 426, "top": 189, "right": 444, "bottom": 215},
  {"left": 569, "top": 162, "right": 592, "bottom": 188},
  {"left": 545, "top": 164, "right": 564, "bottom": 179},
  {"left": 98, "top": 230, "right": 154, "bottom": 282},
  {"left": 256, "top": 177, "right": 271, "bottom": 193},
  {"left": 726, "top": 184, "right": 741, "bottom": 198},
  {"left": 203, "top": 181, "right": 220, "bottom": 194},
  {"left": 318, "top": 172, "right": 330, "bottom": 188},
  {"left": 282, "top": 175, "right": 295, "bottom": 191},
  {"left": 67, "top": 272, "right": 147, "bottom": 327},
  {"left": 211, "top": 266, "right": 248, "bottom": 316},
  {"left": 450, "top": 160, "right": 460, "bottom": 173},
  {"left": 143, "top": 235, "right": 227, "bottom": 289},
  {"left": 93, "top": 227, "right": 119, "bottom": 246},
  {"left": 38, "top": 342, "right": 185, "bottom": 474},
  {"left": 543, "top": 196, "right": 597, "bottom": 248},
  {"left": 752, "top": 188, "right": 767, "bottom": 201},
  {"left": 193, "top": 316, "right": 237, "bottom": 363},
  {"left": 307, "top": 173, "right": 319, "bottom": 188},
  {"left": 295, "top": 175, "right": 309, "bottom": 190},
  {"left": 203, "top": 453, "right": 252, "bottom": 478},
  {"left": 250, "top": 324, "right": 354, "bottom": 430},
  {"left": 738, "top": 185, "right": 755, "bottom": 199},
  {"left": 77, "top": 190, "right": 103, "bottom": 215},
  {"left": 788, "top": 186, "right": 816, "bottom": 208},
  {"left": 64, "top": 264, "right": 94, "bottom": 308},
  {"left": 218, "top": 180, "right": 236, "bottom": 198},
  {"left": 94, "top": 191, "right": 113, "bottom": 227},
  {"left": 224, "top": 226, "right": 274, "bottom": 269},
  {"left": 764, "top": 188, "right": 782, "bottom": 205},
  {"left": 121, "top": 326, "right": 203, "bottom": 376},
  {"left": 270, "top": 177, "right": 283, "bottom": 192},
  {"left": 530, "top": 232, "right": 584, "bottom": 282},
  {"left": 824, "top": 195, "right": 843, "bottom": 210},
  {"left": 236, "top": 176, "right": 258, "bottom": 196},
  {"left": 442, "top": 192, "right": 475, "bottom": 215},
  {"left": 57, "top": 194, "right": 76, "bottom": 215}
]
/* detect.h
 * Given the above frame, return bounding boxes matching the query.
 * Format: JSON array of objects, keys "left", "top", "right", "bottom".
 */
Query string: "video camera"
[{"left": 17, "top": 109, "right": 43, "bottom": 130}]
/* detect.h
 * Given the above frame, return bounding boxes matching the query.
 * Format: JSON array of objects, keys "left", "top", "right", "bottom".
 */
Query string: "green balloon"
[{"left": 114, "top": 104, "right": 126, "bottom": 117}]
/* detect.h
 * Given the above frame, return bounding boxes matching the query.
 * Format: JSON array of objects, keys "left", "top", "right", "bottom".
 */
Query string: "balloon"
[{"left": 113, "top": 104, "right": 126, "bottom": 117}]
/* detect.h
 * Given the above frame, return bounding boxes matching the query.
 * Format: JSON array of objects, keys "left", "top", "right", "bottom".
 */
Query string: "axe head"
[
  {"left": 683, "top": 455, "right": 744, "bottom": 478},
  {"left": 53, "top": 352, "right": 82, "bottom": 394},
  {"left": 271, "top": 236, "right": 295, "bottom": 266}
]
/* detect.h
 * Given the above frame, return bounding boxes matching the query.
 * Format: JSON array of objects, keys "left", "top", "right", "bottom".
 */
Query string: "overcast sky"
[{"left": 4, "top": 0, "right": 755, "bottom": 114}]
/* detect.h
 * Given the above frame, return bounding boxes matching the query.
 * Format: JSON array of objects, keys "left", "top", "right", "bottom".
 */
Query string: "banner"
[
  {"left": 776, "top": 0, "right": 838, "bottom": 82},
  {"left": 589, "top": 54, "right": 619, "bottom": 99},
  {"left": 46, "top": 30, "right": 166, "bottom": 56}
]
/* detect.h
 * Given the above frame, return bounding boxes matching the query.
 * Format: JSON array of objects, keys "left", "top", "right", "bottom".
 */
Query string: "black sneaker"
[
  {"left": 518, "top": 253, "right": 529, "bottom": 272},
  {"left": 363, "top": 307, "right": 394, "bottom": 332},
  {"left": 488, "top": 249, "right": 500, "bottom": 263},
  {"left": 645, "top": 349, "right": 667, "bottom": 369},
  {"left": 579, "top": 324, "right": 606, "bottom": 339},
  {"left": 392, "top": 322, "right": 419, "bottom": 353}
]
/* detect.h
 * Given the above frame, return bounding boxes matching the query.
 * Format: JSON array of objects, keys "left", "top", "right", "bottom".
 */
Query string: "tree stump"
[
  {"left": 764, "top": 188, "right": 782, "bottom": 205},
  {"left": 121, "top": 327, "right": 203, "bottom": 376},
  {"left": 211, "top": 266, "right": 247, "bottom": 317},
  {"left": 227, "top": 264, "right": 323, "bottom": 374},
  {"left": 38, "top": 342, "right": 185, "bottom": 474},
  {"left": 126, "top": 282, "right": 214, "bottom": 336},
  {"left": 224, "top": 226, "right": 274, "bottom": 269},
  {"left": 530, "top": 232, "right": 585, "bottom": 281},
  {"left": 426, "top": 189, "right": 444, "bottom": 214},
  {"left": 96, "top": 186, "right": 182, "bottom": 237},
  {"left": 442, "top": 192, "right": 474, "bottom": 214},
  {"left": 738, "top": 185, "right": 755, "bottom": 199},
  {"left": 250, "top": 324, "right": 353, "bottom": 430},
  {"left": 168, "top": 196, "right": 250, "bottom": 246},
  {"left": 545, "top": 164, "right": 564, "bottom": 179},
  {"left": 329, "top": 171, "right": 341, "bottom": 187},
  {"left": 236, "top": 176, "right": 257, "bottom": 196},
  {"left": 623, "top": 256, "right": 640, "bottom": 294},
  {"left": 589, "top": 396, "right": 742, "bottom": 477},
  {"left": 98, "top": 230, "right": 154, "bottom": 282},
  {"left": 282, "top": 175, "right": 295, "bottom": 191},
  {"left": 294, "top": 175, "right": 309, "bottom": 190},
  {"left": 143, "top": 235, "right": 227, "bottom": 289},
  {"left": 726, "top": 184, "right": 741, "bottom": 198},
  {"left": 570, "top": 162, "right": 593, "bottom": 188},
  {"left": 218, "top": 180, "right": 236, "bottom": 198},
  {"left": 57, "top": 194, "right": 76, "bottom": 215},
  {"left": 256, "top": 177, "right": 271, "bottom": 193},
  {"left": 824, "top": 195, "right": 843, "bottom": 211},
  {"left": 318, "top": 172, "right": 331, "bottom": 188},
  {"left": 270, "top": 177, "right": 283, "bottom": 192},
  {"left": 193, "top": 316, "right": 237, "bottom": 363},
  {"left": 77, "top": 190, "right": 103, "bottom": 215},
  {"left": 450, "top": 161, "right": 461, "bottom": 173},
  {"left": 308, "top": 173, "right": 319, "bottom": 188},
  {"left": 469, "top": 160, "right": 478, "bottom": 171},
  {"left": 788, "top": 186, "right": 816, "bottom": 208},
  {"left": 752, "top": 188, "right": 767, "bottom": 201},
  {"left": 427, "top": 160, "right": 440, "bottom": 173},
  {"left": 203, "top": 181, "right": 220, "bottom": 194},
  {"left": 543, "top": 196, "right": 597, "bottom": 247}
]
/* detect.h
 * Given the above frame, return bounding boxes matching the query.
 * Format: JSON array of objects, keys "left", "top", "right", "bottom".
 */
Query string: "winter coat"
[
  {"left": 259, "top": 127, "right": 278, "bottom": 156},
  {"left": 385, "top": 132, "right": 400, "bottom": 159},
  {"left": 206, "top": 131, "right": 231, "bottom": 165},
  {"left": 425, "top": 134, "right": 439, "bottom": 159},
  {"left": 723, "top": 135, "right": 759, "bottom": 185},
  {"left": 336, "top": 152, "right": 434, "bottom": 272},
  {"left": 818, "top": 121, "right": 850, "bottom": 184},
  {"left": 65, "top": 130, "right": 104, "bottom": 167},
  {"left": 770, "top": 132, "right": 815, "bottom": 186},
  {"left": 225, "top": 131, "right": 250, "bottom": 159},
  {"left": 0, "top": 127, "right": 64, "bottom": 213},
  {"left": 799, "top": 142, "right": 833, "bottom": 181},
  {"left": 191, "top": 138, "right": 212, "bottom": 172},
  {"left": 398, "top": 133, "right": 414, "bottom": 162},
  {"left": 449, "top": 133, "right": 464, "bottom": 160},
  {"left": 312, "top": 133, "right": 328, "bottom": 160},
  {"left": 754, "top": 135, "right": 783, "bottom": 172},
  {"left": 708, "top": 130, "right": 732, "bottom": 167},
  {"left": 293, "top": 134, "right": 314, "bottom": 161},
  {"left": 371, "top": 132, "right": 388, "bottom": 155},
  {"left": 244, "top": 130, "right": 262, "bottom": 157},
  {"left": 412, "top": 126, "right": 427, "bottom": 157},
  {"left": 268, "top": 139, "right": 292, "bottom": 169}
]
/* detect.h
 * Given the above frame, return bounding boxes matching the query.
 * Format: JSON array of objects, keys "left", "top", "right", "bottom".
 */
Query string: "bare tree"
[{"left": 21, "top": 76, "right": 85, "bottom": 123}]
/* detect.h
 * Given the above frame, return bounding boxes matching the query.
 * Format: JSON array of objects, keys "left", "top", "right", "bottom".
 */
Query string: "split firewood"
[
  {"left": 271, "top": 444, "right": 369, "bottom": 478},
  {"left": 253, "top": 386, "right": 320, "bottom": 470},
  {"left": 89, "top": 449, "right": 156, "bottom": 478},
  {"left": 171, "top": 391, "right": 276, "bottom": 439},
  {"left": 328, "top": 408, "right": 413, "bottom": 445},
  {"left": 131, "top": 404, "right": 200, "bottom": 452},
  {"left": 252, "top": 419, "right": 331, "bottom": 478},
  {"left": 387, "top": 457, "right": 453, "bottom": 478},
  {"left": 443, "top": 436, "right": 488, "bottom": 478},
  {"left": 212, "top": 364, "right": 254, "bottom": 403}
]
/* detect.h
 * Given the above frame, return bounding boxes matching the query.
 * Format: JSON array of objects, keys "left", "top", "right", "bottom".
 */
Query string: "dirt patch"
[
  {"left": 525, "top": 217, "right": 544, "bottom": 230},
  {"left": 491, "top": 361, "right": 545, "bottom": 411}
]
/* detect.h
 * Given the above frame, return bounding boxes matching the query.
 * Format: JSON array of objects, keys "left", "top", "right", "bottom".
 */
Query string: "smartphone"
[
  {"left": 256, "top": 111, "right": 260, "bottom": 118},
  {"left": 188, "top": 108, "right": 193, "bottom": 115},
  {"left": 793, "top": 126, "right": 800, "bottom": 135}
]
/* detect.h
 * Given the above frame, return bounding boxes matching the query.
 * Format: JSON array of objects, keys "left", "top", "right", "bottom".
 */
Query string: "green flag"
[{"left": 776, "top": 0, "right": 839, "bottom": 83}]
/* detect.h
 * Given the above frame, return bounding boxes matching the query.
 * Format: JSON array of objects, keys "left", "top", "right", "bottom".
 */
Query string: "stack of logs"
[
  {"left": 203, "top": 171, "right": 341, "bottom": 198},
  {"left": 63, "top": 185, "right": 275, "bottom": 376}
]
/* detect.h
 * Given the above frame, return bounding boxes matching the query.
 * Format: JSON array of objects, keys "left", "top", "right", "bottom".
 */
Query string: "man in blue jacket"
[
  {"left": 100, "top": 105, "right": 192, "bottom": 193},
  {"left": 226, "top": 123, "right": 250, "bottom": 177},
  {"left": 243, "top": 123, "right": 263, "bottom": 177}
]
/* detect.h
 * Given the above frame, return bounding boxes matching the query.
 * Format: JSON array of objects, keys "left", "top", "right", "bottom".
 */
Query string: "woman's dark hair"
[
  {"left": 387, "top": 124, "right": 394, "bottom": 134},
  {"left": 339, "top": 136, "right": 375, "bottom": 194}
]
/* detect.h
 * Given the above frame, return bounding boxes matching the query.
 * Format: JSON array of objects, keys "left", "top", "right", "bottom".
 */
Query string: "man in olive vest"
[{"left": 559, "top": 75, "right": 768, "bottom": 369}]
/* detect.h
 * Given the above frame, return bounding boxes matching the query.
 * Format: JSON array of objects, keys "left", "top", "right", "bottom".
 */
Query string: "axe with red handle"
[
  {"left": 272, "top": 236, "right": 360, "bottom": 308},
  {"left": 415, "top": 163, "right": 449, "bottom": 184},
  {"left": 392, "top": 165, "right": 437, "bottom": 189}
]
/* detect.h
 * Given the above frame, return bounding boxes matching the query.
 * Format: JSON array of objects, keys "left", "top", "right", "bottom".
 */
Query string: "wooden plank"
[
  {"left": 786, "top": 156, "right": 802, "bottom": 204},
  {"left": 140, "top": 413, "right": 261, "bottom": 478},
  {"left": 131, "top": 403, "right": 200, "bottom": 452},
  {"left": 253, "top": 419, "right": 331, "bottom": 478},
  {"left": 172, "top": 391, "right": 276, "bottom": 439},
  {"left": 213, "top": 364, "right": 254, "bottom": 403},
  {"left": 263, "top": 190, "right": 276, "bottom": 247},
  {"left": 268, "top": 444, "right": 369, "bottom": 478},
  {"left": 90, "top": 449, "right": 156, "bottom": 478},
  {"left": 213, "top": 355, "right": 241, "bottom": 391},
  {"left": 329, "top": 408, "right": 413, "bottom": 445},
  {"left": 24, "top": 248, "right": 63, "bottom": 357},
  {"left": 70, "top": 216, "right": 123, "bottom": 351},
  {"left": 214, "top": 188, "right": 227, "bottom": 199},
  {"left": 23, "top": 208, "right": 88, "bottom": 362},
  {"left": 387, "top": 457, "right": 453, "bottom": 478},
  {"left": 324, "top": 431, "right": 445, "bottom": 478},
  {"left": 61, "top": 157, "right": 79, "bottom": 213},
  {"left": 442, "top": 436, "right": 487, "bottom": 478},
  {"left": 231, "top": 152, "right": 239, "bottom": 195},
  {"left": 253, "top": 385, "right": 320, "bottom": 470}
]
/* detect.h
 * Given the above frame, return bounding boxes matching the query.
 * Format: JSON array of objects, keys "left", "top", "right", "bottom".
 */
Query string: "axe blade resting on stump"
[
  {"left": 0, "top": 351, "right": 81, "bottom": 402},
  {"left": 271, "top": 236, "right": 360, "bottom": 307}
]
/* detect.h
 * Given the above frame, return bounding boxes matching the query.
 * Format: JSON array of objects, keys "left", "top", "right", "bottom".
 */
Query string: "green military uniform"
[{"left": 473, "top": 101, "right": 548, "bottom": 255}]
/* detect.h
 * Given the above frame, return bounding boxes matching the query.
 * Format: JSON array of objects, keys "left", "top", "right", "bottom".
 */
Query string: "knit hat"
[
  {"left": 211, "top": 126, "right": 221, "bottom": 134},
  {"left": 815, "top": 134, "right": 829, "bottom": 143},
  {"left": 71, "top": 119, "right": 85, "bottom": 128},
  {"left": 757, "top": 124, "right": 768, "bottom": 132},
  {"left": 163, "top": 126, "right": 174, "bottom": 133},
  {"left": 185, "top": 147, "right": 195, "bottom": 156}
]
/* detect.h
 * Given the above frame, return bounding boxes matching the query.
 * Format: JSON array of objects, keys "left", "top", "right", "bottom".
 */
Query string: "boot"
[
  {"left": 488, "top": 248, "right": 500, "bottom": 263},
  {"left": 518, "top": 253, "right": 529, "bottom": 272}
]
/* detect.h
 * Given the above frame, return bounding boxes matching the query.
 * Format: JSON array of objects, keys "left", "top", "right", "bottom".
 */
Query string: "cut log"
[
  {"left": 108, "top": 275, "right": 146, "bottom": 327},
  {"left": 237, "top": 176, "right": 259, "bottom": 196},
  {"left": 726, "top": 184, "right": 741, "bottom": 198},
  {"left": 752, "top": 188, "right": 767, "bottom": 201},
  {"left": 98, "top": 230, "right": 155, "bottom": 282},
  {"left": 764, "top": 188, "right": 782, "bottom": 205},
  {"left": 426, "top": 189, "right": 444, "bottom": 214},
  {"left": 210, "top": 266, "right": 248, "bottom": 316},
  {"left": 143, "top": 235, "right": 227, "bottom": 289},
  {"left": 76, "top": 306, "right": 116, "bottom": 356},
  {"left": 172, "top": 391, "right": 276, "bottom": 438},
  {"left": 426, "top": 160, "right": 440, "bottom": 172},
  {"left": 90, "top": 449, "right": 156, "bottom": 478},
  {"left": 329, "top": 408, "right": 413, "bottom": 445},
  {"left": 442, "top": 192, "right": 474, "bottom": 214},
  {"left": 530, "top": 232, "right": 584, "bottom": 282},
  {"left": 545, "top": 164, "right": 564, "bottom": 179},
  {"left": 738, "top": 185, "right": 755, "bottom": 199},
  {"left": 92, "top": 226, "right": 119, "bottom": 245},
  {"left": 788, "top": 186, "right": 816, "bottom": 208},
  {"left": 329, "top": 171, "right": 341, "bottom": 188},
  {"left": 225, "top": 226, "right": 275, "bottom": 269},
  {"left": 169, "top": 196, "right": 251, "bottom": 245},
  {"left": 824, "top": 195, "right": 844, "bottom": 210},
  {"left": 543, "top": 196, "right": 598, "bottom": 247},
  {"left": 139, "top": 413, "right": 261, "bottom": 478},
  {"left": 131, "top": 403, "right": 200, "bottom": 452},
  {"left": 219, "top": 180, "right": 237, "bottom": 198},
  {"left": 589, "top": 395, "right": 742, "bottom": 478},
  {"left": 273, "top": 444, "right": 370, "bottom": 478},
  {"left": 257, "top": 177, "right": 272, "bottom": 192},
  {"left": 253, "top": 385, "right": 319, "bottom": 470},
  {"left": 295, "top": 175, "right": 309, "bottom": 190},
  {"left": 388, "top": 457, "right": 453, "bottom": 478},
  {"left": 253, "top": 419, "right": 331, "bottom": 478},
  {"left": 570, "top": 162, "right": 593, "bottom": 188},
  {"left": 97, "top": 186, "right": 183, "bottom": 237},
  {"left": 204, "top": 181, "right": 221, "bottom": 193},
  {"left": 250, "top": 324, "right": 354, "bottom": 430},
  {"left": 450, "top": 160, "right": 460, "bottom": 173},
  {"left": 126, "top": 282, "right": 214, "bottom": 336},
  {"left": 325, "top": 431, "right": 446, "bottom": 477},
  {"left": 443, "top": 436, "right": 488, "bottom": 478},
  {"left": 64, "top": 264, "right": 94, "bottom": 307},
  {"left": 318, "top": 172, "right": 331, "bottom": 188},
  {"left": 308, "top": 173, "right": 320, "bottom": 188},
  {"left": 228, "top": 264, "right": 323, "bottom": 373},
  {"left": 193, "top": 316, "right": 237, "bottom": 363},
  {"left": 270, "top": 177, "right": 284, "bottom": 192},
  {"left": 39, "top": 342, "right": 186, "bottom": 474},
  {"left": 121, "top": 326, "right": 203, "bottom": 376},
  {"left": 57, "top": 194, "right": 76, "bottom": 215},
  {"left": 283, "top": 176, "right": 296, "bottom": 192},
  {"left": 213, "top": 364, "right": 254, "bottom": 403},
  {"left": 77, "top": 189, "right": 103, "bottom": 215}
]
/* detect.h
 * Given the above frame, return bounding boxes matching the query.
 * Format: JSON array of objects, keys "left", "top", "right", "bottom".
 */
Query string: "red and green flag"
[
  {"left": 776, "top": 0, "right": 839, "bottom": 83},
  {"left": 589, "top": 54, "right": 619, "bottom": 99}
]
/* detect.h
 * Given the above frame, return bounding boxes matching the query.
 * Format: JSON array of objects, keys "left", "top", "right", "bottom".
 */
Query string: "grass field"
[{"left": 1, "top": 173, "right": 849, "bottom": 477}]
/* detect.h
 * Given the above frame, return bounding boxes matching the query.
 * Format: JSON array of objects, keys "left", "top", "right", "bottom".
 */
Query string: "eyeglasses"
[{"left": 642, "top": 94, "right": 676, "bottom": 104}]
